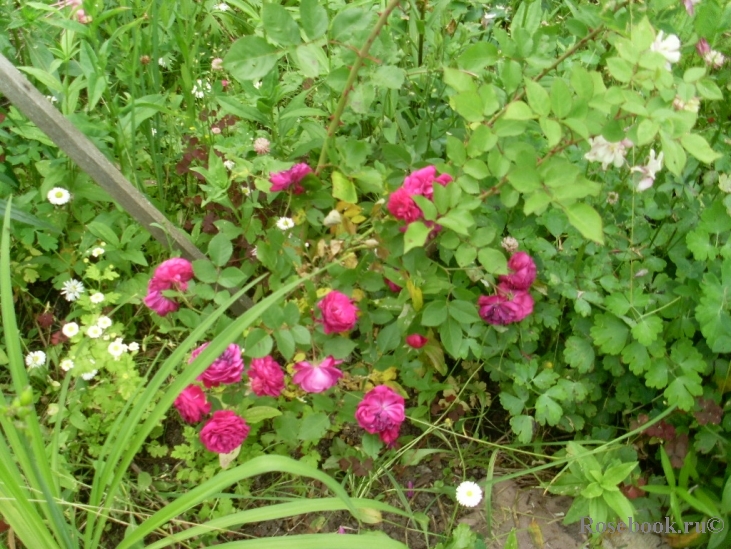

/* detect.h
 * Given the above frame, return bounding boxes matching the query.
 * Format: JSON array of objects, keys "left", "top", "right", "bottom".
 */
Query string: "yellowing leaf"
[
  {"left": 371, "top": 367, "right": 398, "bottom": 384},
  {"left": 219, "top": 445, "right": 241, "bottom": 469},
  {"left": 407, "top": 280, "right": 423, "bottom": 311}
]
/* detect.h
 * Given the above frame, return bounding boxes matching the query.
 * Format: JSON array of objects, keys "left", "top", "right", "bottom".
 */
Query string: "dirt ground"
[{"left": 460, "top": 478, "right": 672, "bottom": 549}]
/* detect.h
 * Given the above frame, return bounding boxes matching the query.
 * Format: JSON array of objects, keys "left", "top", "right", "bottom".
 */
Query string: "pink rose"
[
  {"left": 269, "top": 163, "right": 312, "bottom": 194},
  {"left": 385, "top": 278, "right": 402, "bottom": 292},
  {"left": 174, "top": 385, "right": 211, "bottom": 423},
  {"left": 355, "top": 385, "right": 405, "bottom": 446},
  {"left": 403, "top": 166, "right": 452, "bottom": 200},
  {"left": 152, "top": 258, "right": 194, "bottom": 291},
  {"left": 499, "top": 252, "right": 537, "bottom": 291},
  {"left": 317, "top": 291, "right": 359, "bottom": 334},
  {"left": 405, "top": 334, "right": 428, "bottom": 349},
  {"left": 143, "top": 290, "right": 180, "bottom": 316},
  {"left": 387, "top": 187, "right": 423, "bottom": 223},
  {"left": 477, "top": 289, "right": 534, "bottom": 325},
  {"left": 190, "top": 343, "right": 245, "bottom": 388},
  {"left": 200, "top": 410, "right": 250, "bottom": 454},
  {"left": 248, "top": 356, "right": 285, "bottom": 397},
  {"left": 292, "top": 356, "right": 343, "bottom": 393}
]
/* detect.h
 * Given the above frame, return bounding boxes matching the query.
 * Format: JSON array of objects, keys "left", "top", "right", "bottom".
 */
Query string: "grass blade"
[{"left": 211, "top": 533, "right": 407, "bottom": 549}]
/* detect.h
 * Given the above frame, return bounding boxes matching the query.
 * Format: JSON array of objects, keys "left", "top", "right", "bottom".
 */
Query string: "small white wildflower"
[
  {"left": 89, "top": 292, "right": 105, "bottom": 304},
  {"left": 650, "top": 31, "right": 681, "bottom": 70},
  {"left": 456, "top": 481, "right": 483, "bottom": 507},
  {"left": 86, "top": 325, "right": 103, "bottom": 339},
  {"left": 223, "top": 160, "right": 235, "bottom": 170},
  {"left": 151, "top": 128, "right": 157, "bottom": 136},
  {"left": 107, "top": 338, "right": 127, "bottom": 359},
  {"left": 253, "top": 80, "right": 262, "bottom": 89},
  {"left": 47, "top": 187, "right": 71, "bottom": 205},
  {"left": 251, "top": 246, "right": 258, "bottom": 258},
  {"left": 323, "top": 210, "right": 342, "bottom": 227},
  {"left": 241, "top": 185, "right": 251, "bottom": 196},
  {"left": 127, "top": 342, "right": 140, "bottom": 352},
  {"left": 158, "top": 57, "right": 167, "bottom": 67},
  {"left": 584, "top": 135, "right": 633, "bottom": 170},
  {"left": 607, "top": 191, "right": 620, "bottom": 205},
  {"left": 46, "top": 95, "right": 58, "bottom": 103},
  {"left": 276, "top": 217, "right": 295, "bottom": 231},
  {"left": 215, "top": 2, "right": 230, "bottom": 11},
  {"left": 96, "top": 316, "right": 112, "bottom": 330},
  {"left": 704, "top": 50, "right": 725, "bottom": 69},
  {"left": 91, "top": 247, "right": 105, "bottom": 257},
  {"left": 62, "top": 322, "right": 80, "bottom": 338},
  {"left": 81, "top": 369, "right": 98, "bottom": 381},
  {"left": 631, "top": 150, "right": 664, "bottom": 192},
  {"left": 61, "top": 279, "right": 85, "bottom": 302},
  {"left": 25, "top": 351, "right": 46, "bottom": 368},
  {"left": 253, "top": 137, "right": 270, "bottom": 155},
  {"left": 60, "top": 359, "right": 75, "bottom": 371},
  {"left": 211, "top": 57, "right": 224, "bottom": 71},
  {"left": 501, "top": 236, "right": 519, "bottom": 254},
  {"left": 191, "top": 79, "right": 212, "bottom": 99}
]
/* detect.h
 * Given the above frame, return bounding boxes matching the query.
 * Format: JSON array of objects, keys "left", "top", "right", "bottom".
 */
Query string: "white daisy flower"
[
  {"left": 61, "top": 279, "right": 85, "bottom": 302},
  {"left": 62, "top": 322, "right": 80, "bottom": 338},
  {"left": 96, "top": 316, "right": 112, "bottom": 330},
  {"left": 47, "top": 187, "right": 71, "bottom": 205},
  {"left": 91, "top": 247, "right": 105, "bottom": 257},
  {"left": 25, "top": 351, "right": 46, "bottom": 368},
  {"left": 127, "top": 341, "right": 140, "bottom": 352},
  {"left": 81, "top": 369, "right": 98, "bottom": 381},
  {"left": 191, "top": 79, "right": 212, "bottom": 99},
  {"left": 86, "top": 325, "right": 103, "bottom": 339},
  {"left": 455, "top": 481, "right": 483, "bottom": 507},
  {"left": 276, "top": 217, "right": 295, "bottom": 231},
  {"left": 89, "top": 292, "right": 105, "bottom": 304},
  {"left": 107, "top": 338, "right": 127, "bottom": 359},
  {"left": 60, "top": 359, "right": 75, "bottom": 371}
]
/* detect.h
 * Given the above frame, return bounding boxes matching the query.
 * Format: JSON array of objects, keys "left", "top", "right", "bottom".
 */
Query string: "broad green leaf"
[
  {"left": 243, "top": 406, "right": 282, "bottom": 424},
  {"left": 606, "top": 57, "right": 633, "bottom": 83},
  {"left": 539, "top": 117, "right": 562, "bottom": 147},
  {"left": 503, "top": 100, "right": 534, "bottom": 120},
  {"left": 208, "top": 233, "right": 233, "bottom": 267},
  {"left": 524, "top": 79, "right": 550, "bottom": 117},
  {"left": 457, "top": 42, "right": 499, "bottom": 71},
  {"left": 660, "top": 132, "right": 686, "bottom": 176},
  {"left": 403, "top": 221, "right": 430, "bottom": 253},
  {"left": 224, "top": 36, "right": 280, "bottom": 81},
  {"left": 665, "top": 376, "right": 702, "bottom": 411},
  {"left": 300, "top": 0, "right": 328, "bottom": 40},
  {"left": 535, "top": 394, "right": 562, "bottom": 426},
  {"left": 680, "top": 133, "right": 721, "bottom": 164},
  {"left": 421, "top": 300, "right": 448, "bottom": 327},
  {"left": 509, "top": 415, "right": 534, "bottom": 444},
  {"left": 590, "top": 313, "right": 629, "bottom": 355},
  {"left": 439, "top": 317, "right": 463, "bottom": 357},
  {"left": 602, "top": 490, "right": 636, "bottom": 523},
  {"left": 499, "top": 392, "right": 526, "bottom": 416},
  {"left": 451, "top": 91, "right": 484, "bottom": 122},
  {"left": 564, "top": 203, "right": 604, "bottom": 244},
  {"left": 631, "top": 315, "right": 663, "bottom": 346},
  {"left": 550, "top": 78, "right": 572, "bottom": 119},
  {"left": 295, "top": 44, "right": 322, "bottom": 78},
  {"left": 478, "top": 248, "right": 508, "bottom": 274},
  {"left": 262, "top": 3, "right": 301, "bottom": 46},
  {"left": 372, "top": 65, "right": 405, "bottom": 90},
  {"left": 696, "top": 265, "right": 731, "bottom": 352},
  {"left": 563, "top": 336, "right": 595, "bottom": 373},
  {"left": 298, "top": 412, "right": 330, "bottom": 441},
  {"left": 331, "top": 171, "right": 358, "bottom": 204}
]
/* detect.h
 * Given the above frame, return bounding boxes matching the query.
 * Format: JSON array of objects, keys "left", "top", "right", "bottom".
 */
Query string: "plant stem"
[{"left": 315, "top": 0, "right": 402, "bottom": 175}]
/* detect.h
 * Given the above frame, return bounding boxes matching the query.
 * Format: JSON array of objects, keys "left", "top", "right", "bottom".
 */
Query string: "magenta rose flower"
[
  {"left": 387, "top": 187, "right": 423, "bottom": 223},
  {"left": 190, "top": 343, "right": 245, "bottom": 388},
  {"left": 269, "top": 163, "right": 312, "bottom": 194},
  {"left": 200, "top": 410, "right": 250, "bottom": 454},
  {"left": 248, "top": 355, "right": 285, "bottom": 397},
  {"left": 477, "top": 288, "right": 534, "bottom": 325},
  {"left": 317, "top": 290, "right": 359, "bottom": 334},
  {"left": 499, "top": 252, "right": 537, "bottom": 291},
  {"left": 405, "top": 334, "right": 428, "bottom": 349},
  {"left": 355, "top": 385, "right": 405, "bottom": 446},
  {"left": 293, "top": 356, "right": 343, "bottom": 393},
  {"left": 143, "top": 290, "right": 180, "bottom": 316},
  {"left": 174, "top": 385, "right": 211, "bottom": 424},
  {"left": 402, "top": 165, "right": 452, "bottom": 200},
  {"left": 152, "top": 258, "right": 194, "bottom": 291}
]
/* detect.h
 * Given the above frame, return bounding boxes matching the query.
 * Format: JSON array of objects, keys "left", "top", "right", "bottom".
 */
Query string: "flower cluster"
[
  {"left": 584, "top": 135, "right": 633, "bottom": 170},
  {"left": 478, "top": 252, "right": 536, "bottom": 325},
  {"left": 631, "top": 149, "right": 664, "bottom": 192},
  {"left": 387, "top": 166, "right": 452, "bottom": 230},
  {"left": 696, "top": 38, "right": 725, "bottom": 69},
  {"left": 650, "top": 31, "right": 681, "bottom": 70},
  {"left": 143, "top": 258, "right": 194, "bottom": 316}
]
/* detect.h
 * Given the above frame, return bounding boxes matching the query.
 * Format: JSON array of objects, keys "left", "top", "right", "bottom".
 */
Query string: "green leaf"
[
  {"left": 438, "top": 210, "right": 474, "bottom": 235},
  {"left": 224, "top": 36, "right": 280, "bottom": 81},
  {"left": 457, "top": 42, "right": 499, "bottom": 71},
  {"left": 564, "top": 203, "right": 604, "bottom": 244},
  {"left": 631, "top": 315, "right": 663, "bottom": 346},
  {"left": 602, "top": 490, "right": 636, "bottom": 523},
  {"left": 295, "top": 44, "right": 323, "bottom": 78},
  {"left": 680, "top": 133, "right": 721, "bottom": 164},
  {"left": 273, "top": 329, "right": 296, "bottom": 360},
  {"left": 696, "top": 78, "right": 723, "bottom": 100},
  {"left": 243, "top": 406, "right": 282, "bottom": 424},
  {"left": 299, "top": 0, "right": 328, "bottom": 40},
  {"left": 535, "top": 394, "right": 562, "bottom": 426},
  {"left": 696, "top": 264, "right": 731, "bottom": 352},
  {"left": 606, "top": 57, "right": 633, "bottom": 83},
  {"left": 192, "top": 259, "right": 219, "bottom": 284},
  {"left": 244, "top": 328, "right": 274, "bottom": 358},
  {"left": 509, "top": 415, "right": 534, "bottom": 443},
  {"left": 208, "top": 233, "right": 233, "bottom": 267},
  {"left": 331, "top": 171, "right": 358, "bottom": 204},
  {"left": 602, "top": 462, "right": 638, "bottom": 486},
  {"left": 563, "top": 336, "right": 595, "bottom": 373},
  {"left": 660, "top": 132, "right": 686, "bottom": 177},
  {"left": 372, "top": 65, "right": 405, "bottom": 90},
  {"left": 449, "top": 300, "right": 482, "bottom": 324},
  {"left": 477, "top": 248, "right": 508, "bottom": 274},
  {"left": 421, "top": 300, "right": 448, "bottom": 327},
  {"left": 404, "top": 221, "right": 430, "bottom": 254},
  {"left": 550, "top": 78, "right": 572, "bottom": 119},
  {"left": 298, "top": 412, "right": 330, "bottom": 441},
  {"left": 451, "top": 92, "right": 484, "bottom": 122},
  {"left": 361, "top": 433, "right": 384, "bottom": 458},
  {"left": 503, "top": 101, "right": 534, "bottom": 120},
  {"left": 439, "top": 317, "right": 463, "bottom": 357},
  {"left": 499, "top": 392, "right": 526, "bottom": 416},
  {"left": 539, "top": 117, "right": 562, "bottom": 147},
  {"left": 590, "top": 314, "right": 629, "bottom": 355},
  {"left": 262, "top": 4, "right": 301, "bottom": 46},
  {"left": 622, "top": 342, "right": 650, "bottom": 375},
  {"left": 524, "top": 80, "right": 550, "bottom": 117},
  {"left": 665, "top": 376, "right": 702, "bottom": 411}
]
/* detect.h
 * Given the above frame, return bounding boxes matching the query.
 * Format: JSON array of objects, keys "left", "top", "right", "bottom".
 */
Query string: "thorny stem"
[{"left": 315, "top": 0, "right": 402, "bottom": 176}]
